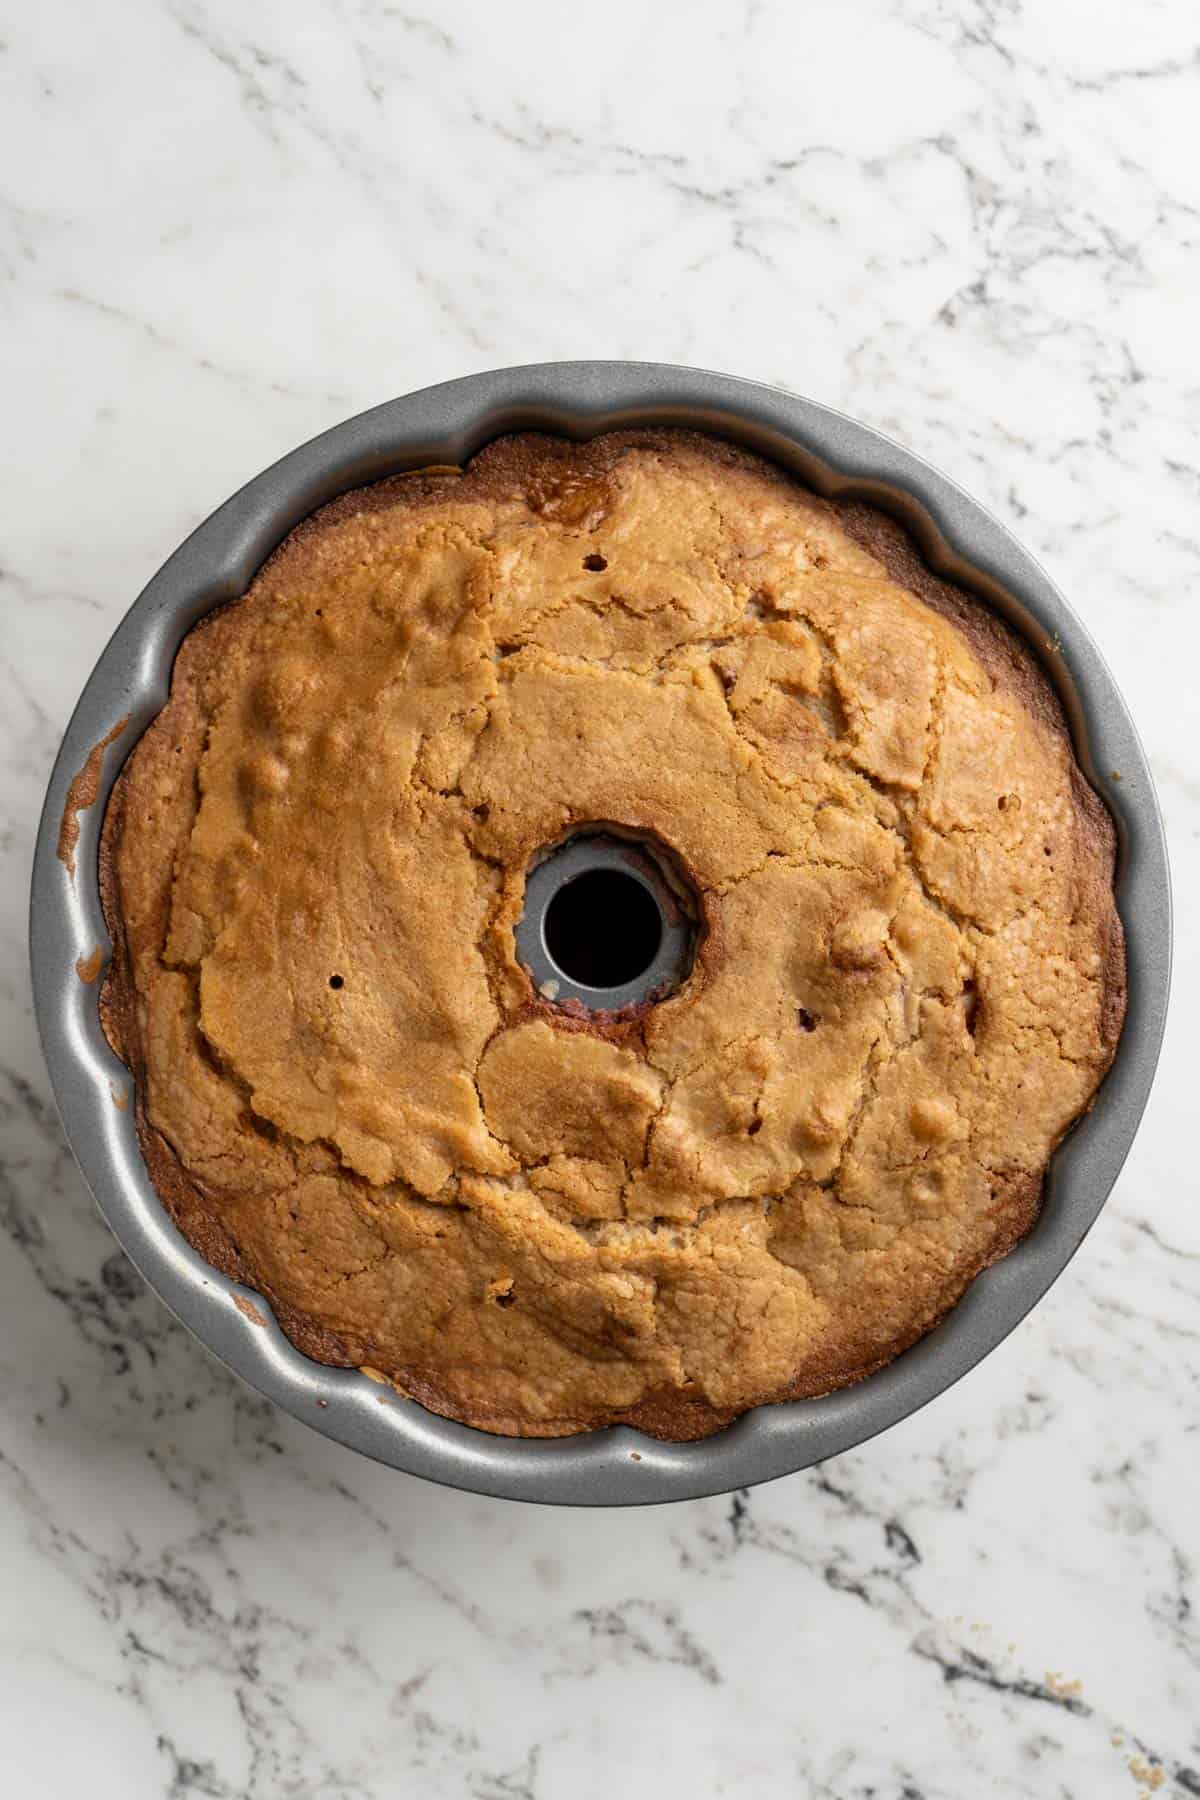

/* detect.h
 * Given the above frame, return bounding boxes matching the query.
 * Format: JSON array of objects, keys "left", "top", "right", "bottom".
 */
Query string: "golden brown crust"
[
  {"left": 832, "top": 498, "right": 1126, "bottom": 1061},
  {"left": 99, "top": 429, "right": 1125, "bottom": 1439}
]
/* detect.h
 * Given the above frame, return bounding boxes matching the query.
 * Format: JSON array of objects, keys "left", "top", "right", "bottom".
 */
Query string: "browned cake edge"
[{"left": 97, "top": 429, "right": 1127, "bottom": 1441}]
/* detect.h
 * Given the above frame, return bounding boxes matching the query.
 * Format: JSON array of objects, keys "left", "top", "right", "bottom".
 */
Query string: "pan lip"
[{"left": 29, "top": 360, "right": 1172, "bottom": 1507}]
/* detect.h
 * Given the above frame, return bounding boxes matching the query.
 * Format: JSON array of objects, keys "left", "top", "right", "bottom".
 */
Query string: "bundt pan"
[{"left": 30, "top": 364, "right": 1171, "bottom": 1505}]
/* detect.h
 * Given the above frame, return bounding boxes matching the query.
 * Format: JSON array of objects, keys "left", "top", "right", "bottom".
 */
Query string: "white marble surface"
[{"left": 2, "top": 2, "right": 1197, "bottom": 1794}]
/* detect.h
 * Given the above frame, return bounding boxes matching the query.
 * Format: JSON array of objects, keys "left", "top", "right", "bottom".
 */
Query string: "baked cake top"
[{"left": 100, "top": 430, "right": 1124, "bottom": 1438}]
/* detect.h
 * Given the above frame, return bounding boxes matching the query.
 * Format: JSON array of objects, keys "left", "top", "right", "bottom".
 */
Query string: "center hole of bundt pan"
[
  {"left": 546, "top": 868, "right": 661, "bottom": 988},
  {"left": 515, "top": 832, "right": 697, "bottom": 1013}
]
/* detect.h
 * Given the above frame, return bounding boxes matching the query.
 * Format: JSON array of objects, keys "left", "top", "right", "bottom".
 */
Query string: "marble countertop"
[{"left": 3, "top": 2, "right": 1197, "bottom": 1795}]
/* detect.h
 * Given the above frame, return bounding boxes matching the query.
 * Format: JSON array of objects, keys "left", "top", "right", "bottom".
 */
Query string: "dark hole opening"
[
  {"left": 329, "top": 974, "right": 344, "bottom": 990},
  {"left": 582, "top": 552, "right": 608, "bottom": 572},
  {"left": 544, "top": 868, "right": 662, "bottom": 990}
]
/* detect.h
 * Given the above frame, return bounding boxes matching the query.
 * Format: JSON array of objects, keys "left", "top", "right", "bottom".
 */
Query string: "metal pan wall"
[{"left": 29, "top": 363, "right": 1172, "bottom": 1505}]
